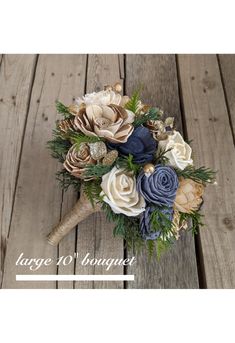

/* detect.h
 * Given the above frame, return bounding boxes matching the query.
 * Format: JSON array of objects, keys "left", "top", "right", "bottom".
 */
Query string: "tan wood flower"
[
  {"left": 63, "top": 143, "right": 96, "bottom": 180},
  {"left": 174, "top": 177, "right": 204, "bottom": 213},
  {"left": 73, "top": 104, "right": 135, "bottom": 143}
]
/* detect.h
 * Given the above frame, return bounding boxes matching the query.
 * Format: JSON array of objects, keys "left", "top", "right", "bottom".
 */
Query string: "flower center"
[{"left": 95, "top": 117, "right": 112, "bottom": 129}]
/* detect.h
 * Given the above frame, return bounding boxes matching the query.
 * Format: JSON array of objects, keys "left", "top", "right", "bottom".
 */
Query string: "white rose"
[
  {"left": 76, "top": 89, "right": 122, "bottom": 107},
  {"left": 158, "top": 131, "right": 193, "bottom": 170},
  {"left": 100, "top": 167, "right": 146, "bottom": 217}
]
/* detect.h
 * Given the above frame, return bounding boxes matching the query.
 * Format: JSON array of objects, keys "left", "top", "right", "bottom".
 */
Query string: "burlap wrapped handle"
[{"left": 47, "top": 191, "right": 101, "bottom": 246}]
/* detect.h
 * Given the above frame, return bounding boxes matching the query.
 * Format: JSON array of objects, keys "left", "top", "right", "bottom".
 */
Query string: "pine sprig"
[
  {"left": 146, "top": 237, "right": 172, "bottom": 260},
  {"left": 150, "top": 207, "right": 176, "bottom": 243},
  {"left": 84, "top": 164, "right": 112, "bottom": 179},
  {"left": 56, "top": 169, "right": 81, "bottom": 192},
  {"left": 154, "top": 147, "right": 172, "bottom": 165},
  {"left": 133, "top": 107, "right": 162, "bottom": 127},
  {"left": 116, "top": 154, "right": 141, "bottom": 174},
  {"left": 70, "top": 132, "right": 104, "bottom": 148},
  {"left": 47, "top": 130, "right": 72, "bottom": 162},
  {"left": 179, "top": 210, "right": 204, "bottom": 235},
  {"left": 156, "top": 239, "right": 172, "bottom": 260},
  {"left": 125, "top": 90, "right": 140, "bottom": 114},
  {"left": 176, "top": 165, "right": 216, "bottom": 184},
  {"left": 102, "top": 202, "right": 143, "bottom": 251},
  {"left": 56, "top": 101, "right": 72, "bottom": 119},
  {"left": 83, "top": 180, "right": 102, "bottom": 207}
]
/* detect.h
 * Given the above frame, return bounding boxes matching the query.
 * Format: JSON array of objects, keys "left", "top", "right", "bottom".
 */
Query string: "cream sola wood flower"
[
  {"left": 100, "top": 167, "right": 146, "bottom": 217},
  {"left": 158, "top": 130, "right": 193, "bottom": 170}
]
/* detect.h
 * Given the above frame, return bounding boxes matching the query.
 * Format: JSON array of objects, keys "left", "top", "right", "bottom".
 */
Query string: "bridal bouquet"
[{"left": 47, "top": 83, "right": 215, "bottom": 257}]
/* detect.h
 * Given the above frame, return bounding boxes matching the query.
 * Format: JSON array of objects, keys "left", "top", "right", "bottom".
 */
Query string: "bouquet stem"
[{"left": 47, "top": 191, "right": 101, "bottom": 246}]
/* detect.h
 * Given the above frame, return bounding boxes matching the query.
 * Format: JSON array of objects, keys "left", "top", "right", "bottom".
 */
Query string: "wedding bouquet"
[{"left": 47, "top": 83, "right": 215, "bottom": 257}]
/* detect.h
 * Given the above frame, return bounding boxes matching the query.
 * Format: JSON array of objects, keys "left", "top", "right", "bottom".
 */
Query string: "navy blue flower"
[
  {"left": 108, "top": 126, "right": 156, "bottom": 164},
  {"left": 137, "top": 165, "right": 179, "bottom": 207},
  {"left": 140, "top": 206, "right": 174, "bottom": 240}
]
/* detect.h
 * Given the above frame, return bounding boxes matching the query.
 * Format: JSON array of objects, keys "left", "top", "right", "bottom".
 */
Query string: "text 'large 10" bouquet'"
[{"left": 47, "top": 83, "right": 216, "bottom": 257}]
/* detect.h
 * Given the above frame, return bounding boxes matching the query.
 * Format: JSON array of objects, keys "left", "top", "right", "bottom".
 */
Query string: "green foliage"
[
  {"left": 116, "top": 154, "right": 141, "bottom": 174},
  {"left": 70, "top": 132, "right": 104, "bottom": 148},
  {"left": 84, "top": 164, "right": 112, "bottom": 179},
  {"left": 179, "top": 210, "right": 204, "bottom": 235},
  {"left": 176, "top": 165, "right": 216, "bottom": 184},
  {"left": 56, "top": 169, "right": 81, "bottom": 192},
  {"left": 82, "top": 179, "right": 102, "bottom": 207},
  {"left": 125, "top": 90, "right": 141, "bottom": 114},
  {"left": 146, "top": 237, "right": 172, "bottom": 260},
  {"left": 102, "top": 202, "right": 175, "bottom": 258},
  {"left": 154, "top": 147, "right": 172, "bottom": 165},
  {"left": 102, "top": 202, "right": 144, "bottom": 251},
  {"left": 47, "top": 129, "right": 72, "bottom": 163},
  {"left": 156, "top": 239, "right": 172, "bottom": 260},
  {"left": 56, "top": 101, "right": 72, "bottom": 119},
  {"left": 133, "top": 107, "right": 162, "bottom": 127},
  {"left": 150, "top": 207, "right": 176, "bottom": 243}
]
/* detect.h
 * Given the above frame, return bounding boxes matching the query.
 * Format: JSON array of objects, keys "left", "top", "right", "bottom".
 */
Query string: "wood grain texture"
[
  {"left": 177, "top": 54, "right": 235, "bottom": 288},
  {"left": 56, "top": 56, "right": 87, "bottom": 289},
  {"left": 2, "top": 55, "right": 87, "bottom": 288},
  {"left": 218, "top": 55, "right": 235, "bottom": 138},
  {"left": 125, "top": 55, "right": 199, "bottom": 288},
  {"left": 74, "top": 54, "right": 124, "bottom": 289},
  {"left": 0, "top": 55, "right": 37, "bottom": 286}
]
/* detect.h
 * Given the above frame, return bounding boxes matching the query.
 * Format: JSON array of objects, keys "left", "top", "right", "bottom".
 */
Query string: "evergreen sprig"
[
  {"left": 102, "top": 202, "right": 175, "bottom": 258},
  {"left": 176, "top": 165, "right": 216, "bottom": 184},
  {"left": 56, "top": 169, "right": 81, "bottom": 192},
  {"left": 70, "top": 132, "right": 104, "bottom": 148},
  {"left": 179, "top": 210, "right": 204, "bottom": 235},
  {"left": 84, "top": 164, "right": 113, "bottom": 179},
  {"left": 156, "top": 239, "right": 172, "bottom": 260},
  {"left": 154, "top": 147, "right": 172, "bottom": 165},
  {"left": 150, "top": 207, "right": 176, "bottom": 243},
  {"left": 125, "top": 90, "right": 141, "bottom": 114},
  {"left": 56, "top": 101, "right": 72, "bottom": 119},
  {"left": 102, "top": 202, "right": 144, "bottom": 251},
  {"left": 146, "top": 237, "right": 172, "bottom": 260},
  {"left": 83, "top": 180, "right": 102, "bottom": 207},
  {"left": 47, "top": 129, "right": 72, "bottom": 162},
  {"left": 133, "top": 107, "right": 162, "bottom": 127},
  {"left": 116, "top": 154, "right": 141, "bottom": 174}
]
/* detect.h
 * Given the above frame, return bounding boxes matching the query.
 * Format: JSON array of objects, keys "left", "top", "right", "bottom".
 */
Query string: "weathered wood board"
[
  {"left": 0, "top": 55, "right": 37, "bottom": 286},
  {"left": 74, "top": 54, "right": 124, "bottom": 289},
  {"left": 2, "top": 55, "right": 87, "bottom": 288},
  {"left": 56, "top": 55, "right": 87, "bottom": 289},
  {"left": 218, "top": 55, "right": 235, "bottom": 137},
  {"left": 177, "top": 54, "right": 235, "bottom": 288},
  {"left": 125, "top": 55, "right": 199, "bottom": 288}
]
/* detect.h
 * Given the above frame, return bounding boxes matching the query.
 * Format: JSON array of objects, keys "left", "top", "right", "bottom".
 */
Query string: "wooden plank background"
[{"left": 0, "top": 54, "right": 234, "bottom": 288}]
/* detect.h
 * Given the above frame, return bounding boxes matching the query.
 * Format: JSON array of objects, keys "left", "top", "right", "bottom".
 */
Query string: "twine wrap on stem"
[{"left": 47, "top": 191, "right": 101, "bottom": 246}]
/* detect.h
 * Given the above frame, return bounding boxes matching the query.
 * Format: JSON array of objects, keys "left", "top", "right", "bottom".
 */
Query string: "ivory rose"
[
  {"left": 158, "top": 131, "right": 193, "bottom": 170},
  {"left": 100, "top": 167, "right": 146, "bottom": 217},
  {"left": 76, "top": 89, "right": 128, "bottom": 107}
]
